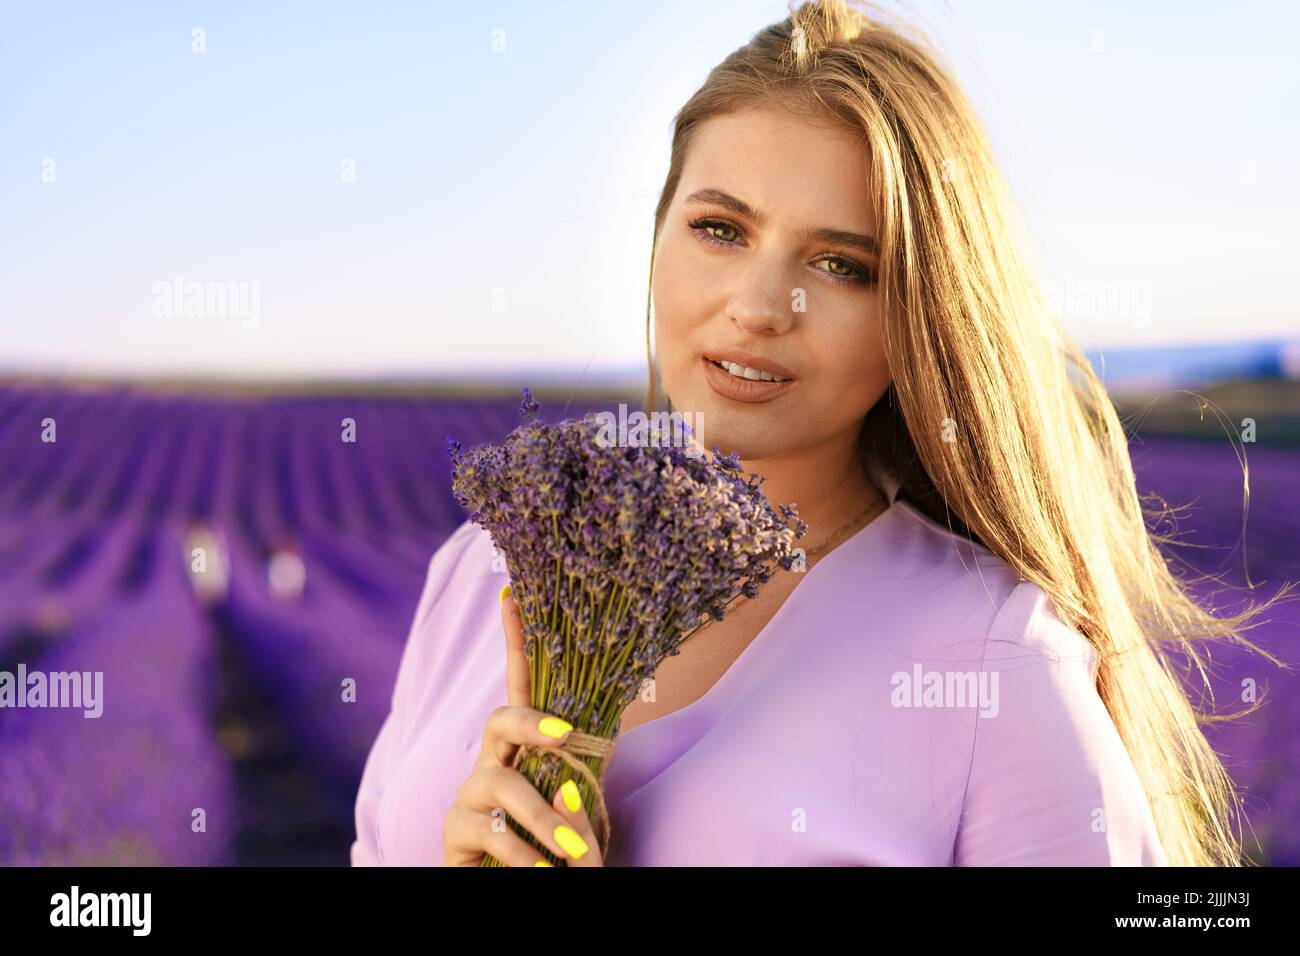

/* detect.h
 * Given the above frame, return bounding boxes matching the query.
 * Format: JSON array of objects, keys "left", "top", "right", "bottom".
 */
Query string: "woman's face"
[{"left": 652, "top": 106, "right": 889, "bottom": 461}]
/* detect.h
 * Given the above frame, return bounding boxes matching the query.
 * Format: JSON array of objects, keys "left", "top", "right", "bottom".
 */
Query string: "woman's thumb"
[{"left": 500, "top": 583, "right": 532, "bottom": 708}]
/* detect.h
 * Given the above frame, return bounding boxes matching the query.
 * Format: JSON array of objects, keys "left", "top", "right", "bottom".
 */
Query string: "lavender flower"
[{"left": 448, "top": 389, "right": 805, "bottom": 865}]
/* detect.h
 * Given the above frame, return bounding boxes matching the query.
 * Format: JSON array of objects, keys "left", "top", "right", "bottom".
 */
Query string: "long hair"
[{"left": 642, "top": 0, "right": 1295, "bottom": 865}]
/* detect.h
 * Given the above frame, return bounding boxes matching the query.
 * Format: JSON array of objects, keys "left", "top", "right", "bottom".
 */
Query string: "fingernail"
[
  {"left": 560, "top": 779, "right": 582, "bottom": 813},
  {"left": 499, "top": 584, "right": 512, "bottom": 605},
  {"left": 538, "top": 716, "right": 573, "bottom": 739},
  {"left": 554, "top": 824, "right": 588, "bottom": 860},
  {"left": 533, "top": 859, "right": 554, "bottom": 867}
]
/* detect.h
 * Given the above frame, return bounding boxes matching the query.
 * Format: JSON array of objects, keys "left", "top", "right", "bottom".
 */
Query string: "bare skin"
[
  {"left": 652, "top": 105, "right": 891, "bottom": 538},
  {"left": 444, "top": 106, "right": 891, "bottom": 864},
  {"left": 623, "top": 106, "right": 892, "bottom": 735}
]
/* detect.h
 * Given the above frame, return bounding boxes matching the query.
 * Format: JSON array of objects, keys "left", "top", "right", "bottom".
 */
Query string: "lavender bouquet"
[{"left": 446, "top": 389, "right": 806, "bottom": 867}]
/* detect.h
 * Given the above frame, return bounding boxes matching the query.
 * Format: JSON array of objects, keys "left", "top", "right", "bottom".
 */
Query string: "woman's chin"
[
  {"left": 664, "top": 382, "right": 793, "bottom": 457},
  {"left": 690, "top": 418, "right": 776, "bottom": 462}
]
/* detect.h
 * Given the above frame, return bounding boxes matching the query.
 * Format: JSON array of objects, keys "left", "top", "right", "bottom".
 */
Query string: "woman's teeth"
[{"left": 712, "top": 360, "right": 789, "bottom": 383}]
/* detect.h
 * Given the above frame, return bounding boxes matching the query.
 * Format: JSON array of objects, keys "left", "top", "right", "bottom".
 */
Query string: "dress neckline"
[{"left": 609, "top": 496, "right": 913, "bottom": 756}]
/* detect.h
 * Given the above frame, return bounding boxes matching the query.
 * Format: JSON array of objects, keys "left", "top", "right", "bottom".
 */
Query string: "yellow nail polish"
[
  {"left": 534, "top": 859, "right": 553, "bottom": 867},
  {"left": 560, "top": 779, "right": 582, "bottom": 813},
  {"left": 554, "top": 824, "right": 588, "bottom": 860},
  {"left": 538, "top": 716, "right": 572, "bottom": 739},
  {"left": 499, "top": 584, "right": 512, "bottom": 605}
]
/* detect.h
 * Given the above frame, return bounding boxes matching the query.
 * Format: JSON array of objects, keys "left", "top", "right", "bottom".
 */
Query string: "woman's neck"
[{"left": 736, "top": 439, "right": 886, "bottom": 554}]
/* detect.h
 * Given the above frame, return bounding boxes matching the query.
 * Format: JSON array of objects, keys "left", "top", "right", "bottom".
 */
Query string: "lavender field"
[{"left": 0, "top": 382, "right": 1295, "bottom": 865}]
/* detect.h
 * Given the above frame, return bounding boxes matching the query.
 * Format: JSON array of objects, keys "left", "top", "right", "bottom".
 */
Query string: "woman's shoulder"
[
  {"left": 950, "top": 578, "right": 1164, "bottom": 863},
  {"left": 864, "top": 502, "right": 1162, "bottom": 864},
  {"left": 840, "top": 498, "right": 1043, "bottom": 646},
  {"left": 409, "top": 519, "right": 504, "bottom": 633},
  {"left": 352, "top": 519, "right": 508, "bottom": 866},
  {"left": 389, "top": 519, "right": 507, "bottom": 713},
  {"left": 886, "top": 498, "right": 1097, "bottom": 674}
]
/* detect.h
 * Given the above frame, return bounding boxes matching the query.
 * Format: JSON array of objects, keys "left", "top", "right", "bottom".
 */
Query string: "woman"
[{"left": 352, "top": 0, "right": 1287, "bottom": 866}]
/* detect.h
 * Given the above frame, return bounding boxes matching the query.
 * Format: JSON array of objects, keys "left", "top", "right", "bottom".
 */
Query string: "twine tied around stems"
[{"left": 511, "top": 729, "right": 617, "bottom": 861}]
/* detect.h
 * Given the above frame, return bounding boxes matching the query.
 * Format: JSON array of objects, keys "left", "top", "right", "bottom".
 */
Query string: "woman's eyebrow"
[{"left": 684, "top": 187, "right": 879, "bottom": 257}]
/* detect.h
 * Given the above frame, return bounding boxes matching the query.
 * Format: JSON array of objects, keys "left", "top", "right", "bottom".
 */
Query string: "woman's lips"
[{"left": 702, "top": 357, "right": 797, "bottom": 404}]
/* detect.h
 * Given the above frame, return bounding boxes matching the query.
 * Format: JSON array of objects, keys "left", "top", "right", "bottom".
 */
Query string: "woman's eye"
[
  {"left": 688, "top": 216, "right": 877, "bottom": 286},
  {"left": 688, "top": 218, "right": 741, "bottom": 245},
  {"left": 814, "top": 254, "right": 877, "bottom": 286}
]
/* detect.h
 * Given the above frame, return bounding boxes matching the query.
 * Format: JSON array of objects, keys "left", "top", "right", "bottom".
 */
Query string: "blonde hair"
[{"left": 643, "top": 0, "right": 1296, "bottom": 865}]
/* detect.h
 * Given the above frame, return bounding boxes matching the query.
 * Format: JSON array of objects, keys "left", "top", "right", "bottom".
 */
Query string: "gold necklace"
[
  {"left": 683, "top": 482, "right": 887, "bottom": 638},
  {"left": 803, "top": 490, "right": 884, "bottom": 558}
]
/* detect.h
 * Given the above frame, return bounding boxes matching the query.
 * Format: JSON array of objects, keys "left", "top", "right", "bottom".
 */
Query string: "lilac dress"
[{"left": 351, "top": 481, "right": 1168, "bottom": 866}]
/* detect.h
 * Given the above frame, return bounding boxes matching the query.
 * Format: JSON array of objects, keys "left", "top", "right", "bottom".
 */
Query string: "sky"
[{"left": 1, "top": 0, "right": 1296, "bottom": 382}]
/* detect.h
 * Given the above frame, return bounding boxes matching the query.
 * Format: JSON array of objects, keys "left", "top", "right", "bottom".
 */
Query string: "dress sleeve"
[
  {"left": 952, "top": 582, "right": 1169, "bottom": 866},
  {"left": 350, "top": 520, "right": 481, "bottom": 866}
]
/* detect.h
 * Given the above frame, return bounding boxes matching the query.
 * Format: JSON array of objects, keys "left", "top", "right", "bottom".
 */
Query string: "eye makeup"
[{"left": 685, "top": 216, "right": 878, "bottom": 287}]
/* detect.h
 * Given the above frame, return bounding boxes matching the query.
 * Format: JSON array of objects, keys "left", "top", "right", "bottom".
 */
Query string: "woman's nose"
[{"left": 726, "top": 261, "right": 797, "bottom": 335}]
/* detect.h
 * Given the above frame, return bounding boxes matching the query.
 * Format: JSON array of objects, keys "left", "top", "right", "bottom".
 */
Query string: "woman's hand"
[{"left": 441, "top": 583, "right": 605, "bottom": 866}]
